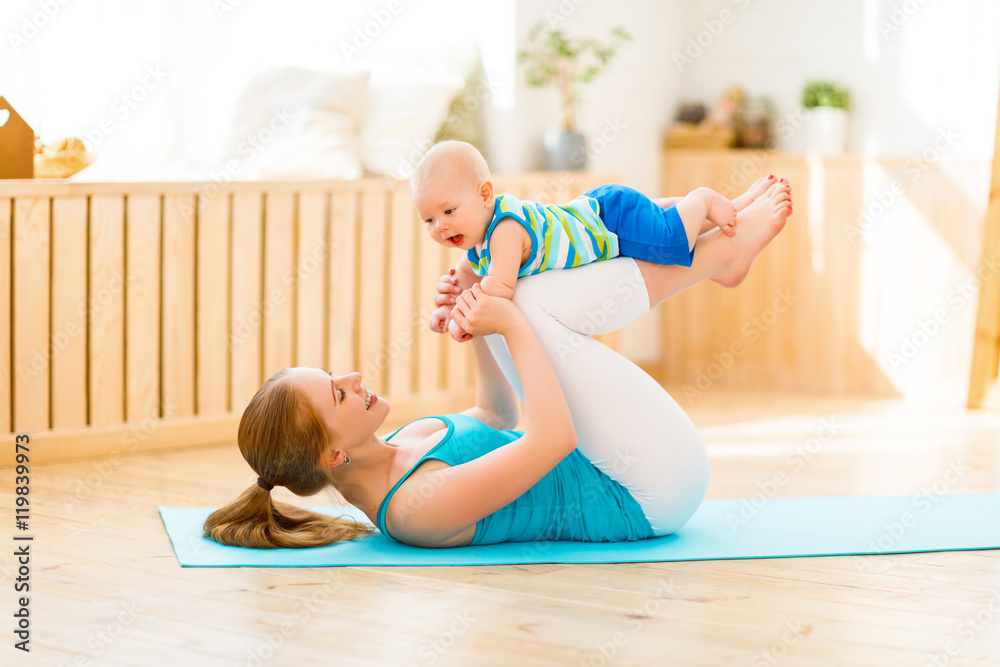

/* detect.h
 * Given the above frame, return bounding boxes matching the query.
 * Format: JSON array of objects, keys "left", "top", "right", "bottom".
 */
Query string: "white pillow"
[
  {"left": 360, "top": 65, "right": 466, "bottom": 178},
  {"left": 223, "top": 67, "right": 369, "bottom": 180}
]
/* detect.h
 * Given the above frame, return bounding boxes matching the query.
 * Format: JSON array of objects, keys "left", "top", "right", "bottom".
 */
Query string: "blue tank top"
[{"left": 375, "top": 414, "right": 654, "bottom": 545}]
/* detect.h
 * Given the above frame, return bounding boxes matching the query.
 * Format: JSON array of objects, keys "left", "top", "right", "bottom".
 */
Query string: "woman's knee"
[{"left": 645, "top": 450, "right": 711, "bottom": 535}]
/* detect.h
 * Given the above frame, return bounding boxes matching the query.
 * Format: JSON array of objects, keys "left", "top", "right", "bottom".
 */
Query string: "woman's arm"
[
  {"left": 392, "top": 285, "right": 577, "bottom": 546},
  {"left": 458, "top": 336, "right": 521, "bottom": 430}
]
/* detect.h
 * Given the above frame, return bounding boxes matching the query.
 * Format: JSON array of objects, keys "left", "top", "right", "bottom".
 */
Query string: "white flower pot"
[{"left": 805, "top": 107, "right": 848, "bottom": 154}]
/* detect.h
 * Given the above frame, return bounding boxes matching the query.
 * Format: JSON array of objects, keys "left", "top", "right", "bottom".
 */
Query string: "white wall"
[{"left": 671, "top": 0, "right": 1000, "bottom": 160}]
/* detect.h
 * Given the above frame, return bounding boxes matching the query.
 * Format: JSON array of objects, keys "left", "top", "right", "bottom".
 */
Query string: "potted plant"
[
  {"left": 802, "top": 81, "right": 850, "bottom": 154},
  {"left": 519, "top": 23, "right": 631, "bottom": 170}
]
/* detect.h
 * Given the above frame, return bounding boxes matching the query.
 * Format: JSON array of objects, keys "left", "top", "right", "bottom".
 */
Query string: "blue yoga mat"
[{"left": 158, "top": 494, "right": 1000, "bottom": 567}]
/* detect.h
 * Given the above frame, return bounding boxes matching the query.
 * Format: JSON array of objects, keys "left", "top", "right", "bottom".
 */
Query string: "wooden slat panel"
[
  {"left": 50, "top": 196, "right": 88, "bottom": 428},
  {"left": 125, "top": 195, "right": 162, "bottom": 422},
  {"left": 0, "top": 198, "right": 9, "bottom": 432},
  {"left": 295, "top": 192, "right": 328, "bottom": 369},
  {"left": 327, "top": 192, "right": 358, "bottom": 375},
  {"left": 824, "top": 160, "right": 858, "bottom": 395},
  {"left": 261, "top": 193, "right": 295, "bottom": 379},
  {"left": 776, "top": 158, "right": 809, "bottom": 394},
  {"left": 162, "top": 195, "right": 196, "bottom": 418},
  {"left": 387, "top": 185, "right": 417, "bottom": 398},
  {"left": 357, "top": 188, "right": 388, "bottom": 394},
  {"left": 416, "top": 230, "right": 447, "bottom": 393},
  {"left": 12, "top": 198, "right": 49, "bottom": 431},
  {"left": 88, "top": 195, "right": 125, "bottom": 427},
  {"left": 196, "top": 194, "right": 230, "bottom": 416},
  {"left": 229, "top": 194, "right": 263, "bottom": 411}
]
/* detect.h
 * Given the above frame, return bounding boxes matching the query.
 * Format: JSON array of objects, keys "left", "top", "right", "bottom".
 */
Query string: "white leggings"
[{"left": 483, "top": 257, "right": 711, "bottom": 535}]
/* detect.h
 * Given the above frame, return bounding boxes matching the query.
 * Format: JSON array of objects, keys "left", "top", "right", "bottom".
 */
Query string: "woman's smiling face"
[{"left": 287, "top": 367, "right": 388, "bottom": 456}]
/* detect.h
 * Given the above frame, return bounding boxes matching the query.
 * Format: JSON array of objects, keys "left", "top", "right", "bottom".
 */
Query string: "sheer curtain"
[{"left": 1, "top": 0, "right": 501, "bottom": 180}]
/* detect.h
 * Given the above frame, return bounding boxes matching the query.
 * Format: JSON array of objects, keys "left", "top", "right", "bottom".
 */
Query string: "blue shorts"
[{"left": 585, "top": 184, "right": 694, "bottom": 267}]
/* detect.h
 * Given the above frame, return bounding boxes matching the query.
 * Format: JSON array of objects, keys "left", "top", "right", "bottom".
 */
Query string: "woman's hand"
[{"left": 450, "top": 283, "right": 519, "bottom": 339}]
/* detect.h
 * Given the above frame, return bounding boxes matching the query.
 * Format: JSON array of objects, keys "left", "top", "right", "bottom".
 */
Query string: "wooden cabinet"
[{"left": 659, "top": 149, "right": 989, "bottom": 400}]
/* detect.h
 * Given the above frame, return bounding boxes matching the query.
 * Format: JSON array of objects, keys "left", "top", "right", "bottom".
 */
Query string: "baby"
[{"left": 411, "top": 140, "right": 740, "bottom": 341}]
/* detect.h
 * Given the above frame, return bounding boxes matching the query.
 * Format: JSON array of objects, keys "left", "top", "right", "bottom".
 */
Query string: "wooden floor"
[{"left": 3, "top": 390, "right": 1000, "bottom": 667}]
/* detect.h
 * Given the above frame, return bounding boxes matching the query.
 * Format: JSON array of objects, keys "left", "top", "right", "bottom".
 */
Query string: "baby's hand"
[
  {"left": 434, "top": 268, "right": 463, "bottom": 308},
  {"left": 428, "top": 268, "right": 463, "bottom": 335}
]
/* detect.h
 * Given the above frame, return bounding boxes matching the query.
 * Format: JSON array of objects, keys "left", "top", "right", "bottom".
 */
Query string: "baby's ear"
[{"left": 479, "top": 179, "right": 494, "bottom": 205}]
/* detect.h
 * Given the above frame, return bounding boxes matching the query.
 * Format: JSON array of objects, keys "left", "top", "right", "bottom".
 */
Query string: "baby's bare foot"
[
  {"left": 731, "top": 174, "right": 777, "bottom": 212},
  {"left": 705, "top": 190, "right": 737, "bottom": 236},
  {"left": 712, "top": 180, "right": 792, "bottom": 288}
]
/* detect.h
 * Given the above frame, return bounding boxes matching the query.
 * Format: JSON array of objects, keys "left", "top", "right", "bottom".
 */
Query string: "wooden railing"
[{"left": 1, "top": 172, "right": 612, "bottom": 463}]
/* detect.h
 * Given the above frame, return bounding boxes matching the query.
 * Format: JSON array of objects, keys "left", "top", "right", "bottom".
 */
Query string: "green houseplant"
[
  {"left": 801, "top": 81, "right": 851, "bottom": 154},
  {"left": 518, "top": 23, "right": 631, "bottom": 170}
]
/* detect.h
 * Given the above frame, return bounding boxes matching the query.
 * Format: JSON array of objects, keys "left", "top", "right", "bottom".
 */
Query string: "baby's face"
[{"left": 413, "top": 175, "right": 490, "bottom": 251}]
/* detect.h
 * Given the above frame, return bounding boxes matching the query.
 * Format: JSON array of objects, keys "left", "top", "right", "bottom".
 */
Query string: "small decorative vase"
[
  {"left": 543, "top": 129, "right": 588, "bottom": 171},
  {"left": 805, "top": 107, "right": 848, "bottom": 154}
]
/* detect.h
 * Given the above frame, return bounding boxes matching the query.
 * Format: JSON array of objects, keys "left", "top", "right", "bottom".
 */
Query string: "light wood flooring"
[{"left": 3, "top": 390, "right": 999, "bottom": 666}]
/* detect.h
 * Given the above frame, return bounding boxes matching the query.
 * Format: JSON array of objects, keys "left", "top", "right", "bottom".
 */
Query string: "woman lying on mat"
[{"left": 203, "top": 178, "right": 793, "bottom": 549}]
